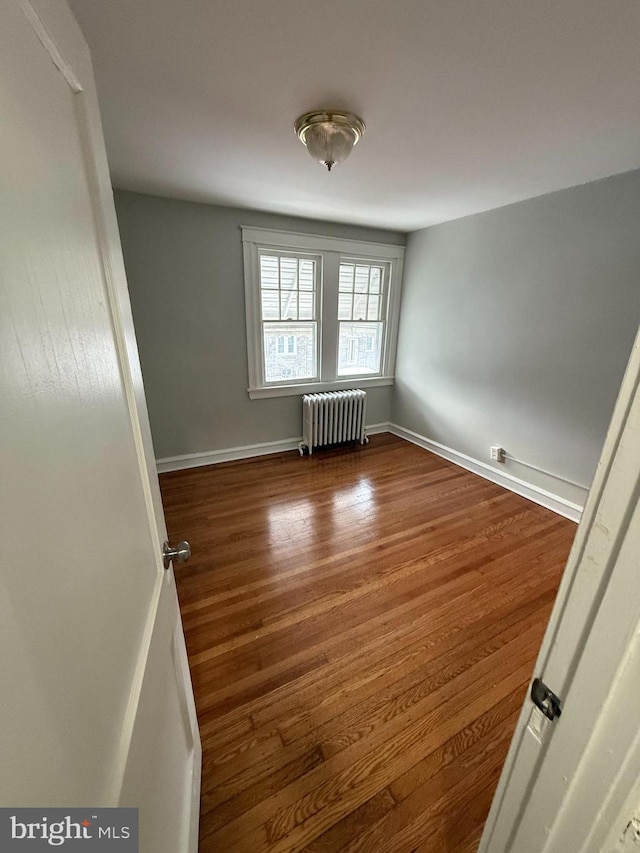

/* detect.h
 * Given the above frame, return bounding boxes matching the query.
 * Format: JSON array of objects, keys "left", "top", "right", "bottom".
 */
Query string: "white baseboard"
[
  {"left": 156, "top": 422, "right": 391, "bottom": 473},
  {"left": 363, "top": 422, "right": 390, "bottom": 436},
  {"left": 388, "top": 423, "right": 584, "bottom": 523},
  {"left": 156, "top": 437, "right": 300, "bottom": 473}
]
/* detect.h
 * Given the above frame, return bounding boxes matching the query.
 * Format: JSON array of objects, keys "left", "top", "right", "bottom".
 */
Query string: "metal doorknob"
[{"left": 163, "top": 540, "right": 191, "bottom": 570}]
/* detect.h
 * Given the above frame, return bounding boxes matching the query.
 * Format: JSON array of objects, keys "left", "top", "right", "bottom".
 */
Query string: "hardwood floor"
[{"left": 160, "top": 433, "right": 576, "bottom": 852}]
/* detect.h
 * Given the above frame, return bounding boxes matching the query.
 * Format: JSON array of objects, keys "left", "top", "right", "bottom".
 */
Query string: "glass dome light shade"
[{"left": 295, "top": 111, "right": 365, "bottom": 172}]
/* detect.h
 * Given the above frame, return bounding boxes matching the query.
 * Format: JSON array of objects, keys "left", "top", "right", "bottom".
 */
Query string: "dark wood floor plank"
[
  {"left": 302, "top": 789, "right": 397, "bottom": 853},
  {"left": 160, "top": 433, "right": 575, "bottom": 852},
  {"left": 341, "top": 706, "right": 519, "bottom": 853},
  {"left": 451, "top": 824, "right": 485, "bottom": 853},
  {"left": 182, "top": 504, "right": 560, "bottom": 654},
  {"left": 247, "top": 572, "right": 559, "bottom": 738},
  {"left": 388, "top": 693, "right": 523, "bottom": 805},
  {"left": 190, "top": 525, "right": 566, "bottom": 690},
  {"left": 242, "top": 658, "right": 536, "bottom": 852},
  {"left": 201, "top": 746, "right": 325, "bottom": 835},
  {"left": 312, "top": 604, "right": 551, "bottom": 760}
]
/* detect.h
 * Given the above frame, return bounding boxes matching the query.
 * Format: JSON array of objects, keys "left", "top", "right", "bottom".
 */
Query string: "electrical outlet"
[{"left": 490, "top": 445, "right": 505, "bottom": 463}]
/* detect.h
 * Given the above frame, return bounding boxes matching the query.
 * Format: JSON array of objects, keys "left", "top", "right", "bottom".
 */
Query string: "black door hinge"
[{"left": 530, "top": 677, "right": 562, "bottom": 721}]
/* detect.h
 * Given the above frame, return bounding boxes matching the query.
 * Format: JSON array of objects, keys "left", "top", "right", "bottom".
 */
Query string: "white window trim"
[{"left": 242, "top": 226, "right": 405, "bottom": 400}]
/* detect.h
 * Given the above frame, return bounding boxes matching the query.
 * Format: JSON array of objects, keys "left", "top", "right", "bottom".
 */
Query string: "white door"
[
  {"left": 0, "top": 1, "right": 200, "bottom": 851},
  {"left": 480, "top": 326, "right": 640, "bottom": 852}
]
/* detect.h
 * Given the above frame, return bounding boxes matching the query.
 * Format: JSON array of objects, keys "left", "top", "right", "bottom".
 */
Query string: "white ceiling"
[{"left": 68, "top": 0, "right": 640, "bottom": 231}]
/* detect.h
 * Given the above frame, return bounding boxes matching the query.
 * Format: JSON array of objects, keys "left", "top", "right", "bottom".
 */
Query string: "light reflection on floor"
[
  {"left": 265, "top": 497, "right": 315, "bottom": 547},
  {"left": 265, "top": 475, "right": 377, "bottom": 554}
]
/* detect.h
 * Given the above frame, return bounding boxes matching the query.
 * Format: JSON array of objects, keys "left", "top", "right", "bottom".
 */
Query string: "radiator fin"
[{"left": 299, "top": 390, "right": 368, "bottom": 455}]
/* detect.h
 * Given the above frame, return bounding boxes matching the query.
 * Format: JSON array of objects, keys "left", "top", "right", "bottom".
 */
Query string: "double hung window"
[
  {"left": 242, "top": 227, "right": 404, "bottom": 399},
  {"left": 259, "top": 252, "right": 319, "bottom": 383},
  {"left": 337, "top": 261, "right": 385, "bottom": 376}
]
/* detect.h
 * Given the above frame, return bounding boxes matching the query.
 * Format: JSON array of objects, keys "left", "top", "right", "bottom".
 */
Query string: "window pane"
[
  {"left": 353, "top": 292, "right": 367, "bottom": 320},
  {"left": 299, "top": 291, "right": 314, "bottom": 319},
  {"left": 261, "top": 290, "right": 280, "bottom": 320},
  {"left": 339, "top": 263, "right": 355, "bottom": 292},
  {"left": 259, "top": 256, "right": 280, "bottom": 289},
  {"left": 367, "top": 293, "right": 380, "bottom": 320},
  {"left": 280, "top": 290, "right": 297, "bottom": 320},
  {"left": 263, "top": 322, "right": 317, "bottom": 382},
  {"left": 354, "top": 265, "right": 370, "bottom": 292},
  {"left": 299, "top": 259, "right": 315, "bottom": 290},
  {"left": 279, "top": 256, "right": 298, "bottom": 289},
  {"left": 337, "top": 322, "right": 383, "bottom": 376},
  {"left": 338, "top": 293, "right": 352, "bottom": 320},
  {"left": 369, "top": 267, "right": 382, "bottom": 293}
]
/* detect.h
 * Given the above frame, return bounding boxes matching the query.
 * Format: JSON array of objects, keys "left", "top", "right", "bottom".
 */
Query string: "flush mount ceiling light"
[{"left": 294, "top": 110, "right": 365, "bottom": 172}]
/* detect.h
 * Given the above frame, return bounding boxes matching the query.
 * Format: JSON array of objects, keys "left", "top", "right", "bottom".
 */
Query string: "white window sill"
[{"left": 247, "top": 376, "right": 394, "bottom": 400}]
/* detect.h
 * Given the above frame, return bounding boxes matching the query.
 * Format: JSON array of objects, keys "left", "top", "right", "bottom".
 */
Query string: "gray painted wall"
[
  {"left": 392, "top": 169, "right": 640, "bottom": 504},
  {"left": 115, "top": 190, "right": 405, "bottom": 459}
]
